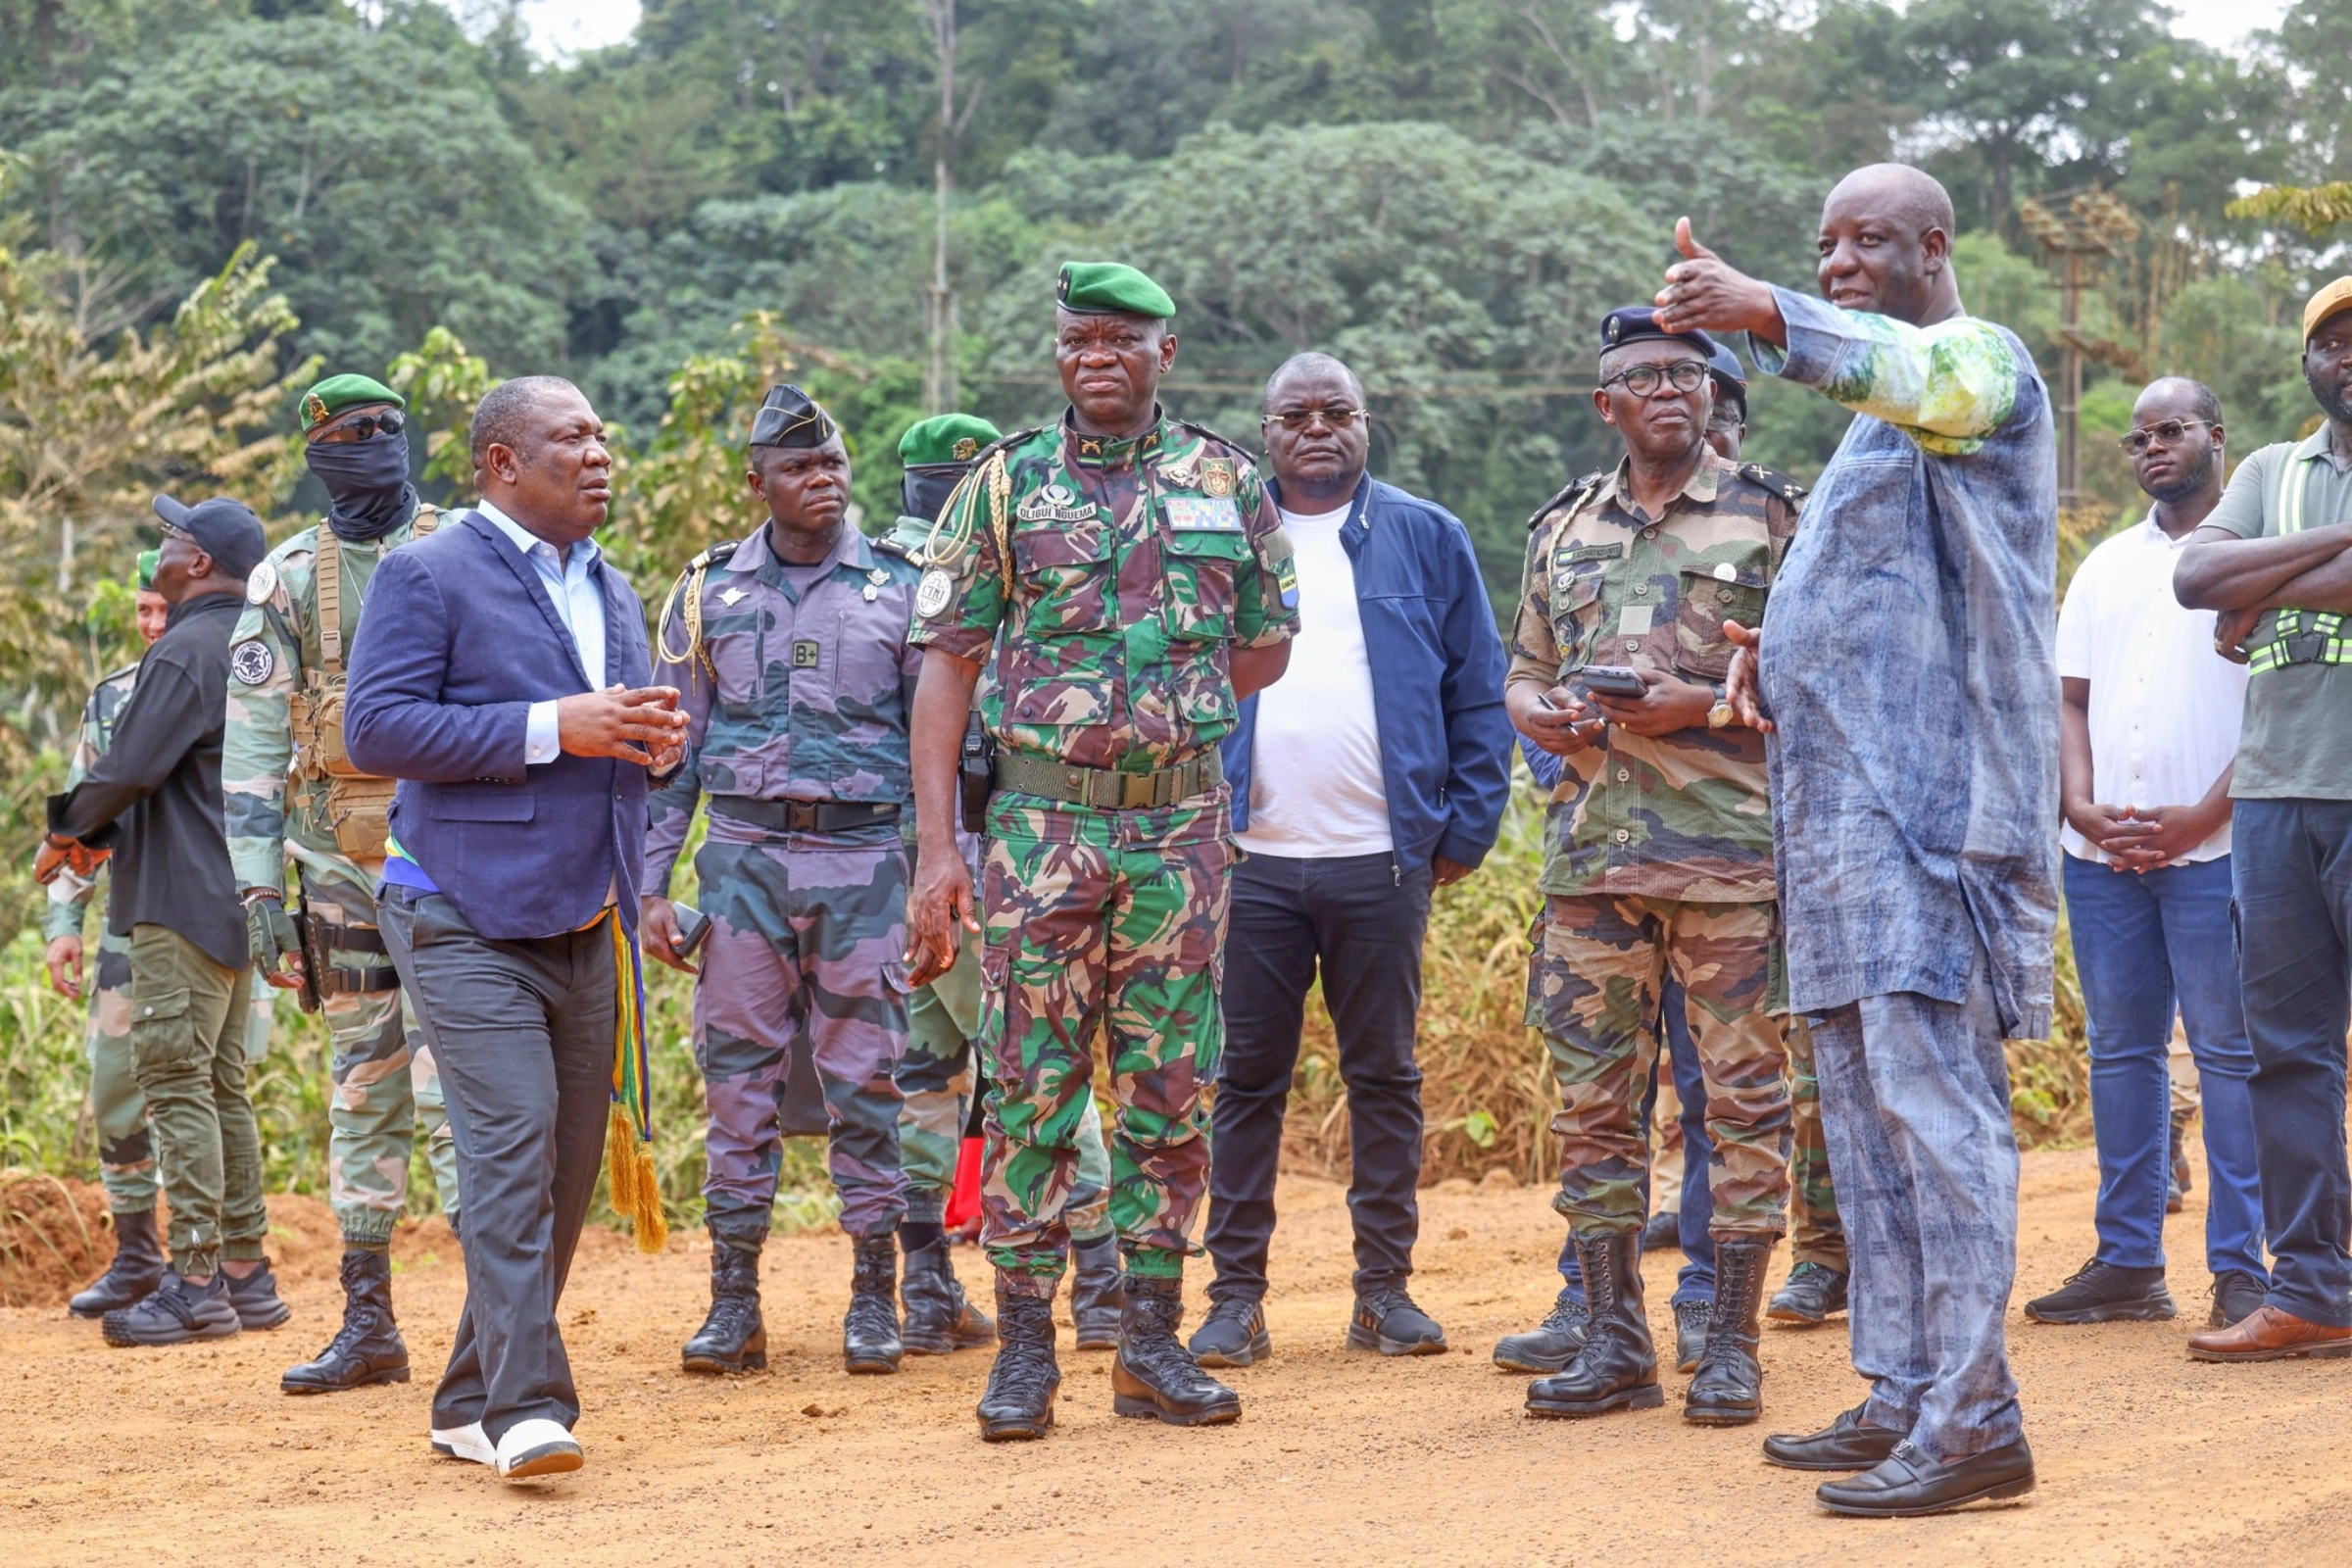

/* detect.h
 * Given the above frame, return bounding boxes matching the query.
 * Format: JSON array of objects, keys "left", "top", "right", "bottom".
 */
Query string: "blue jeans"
[
  {"left": 2064, "top": 852, "right": 2266, "bottom": 1280},
  {"left": 1555, "top": 980, "right": 1717, "bottom": 1306},
  {"left": 2231, "top": 800, "right": 2352, "bottom": 1328},
  {"left": 1812, "top": 946, "right": 2024, "bottom": 1466}
]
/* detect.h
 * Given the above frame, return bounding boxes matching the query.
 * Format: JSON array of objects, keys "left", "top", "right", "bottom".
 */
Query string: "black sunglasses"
[{"left": 312, "top": 408, "right": 407, "bottom": 444}]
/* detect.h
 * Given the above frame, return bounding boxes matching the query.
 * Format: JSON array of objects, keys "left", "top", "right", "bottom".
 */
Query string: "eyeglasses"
[
  {"left": 2118, "top": 417, "right": 2213, "bottom": 455},
  {"left": 311, "top": 408, "right": 407, "bottom": 444},
  {"left": 1263, "top": 407, "right": 1367, "bottom": 430},
  {"left": 1600, "top": 362, "right": 1708, "bottom": 398}
]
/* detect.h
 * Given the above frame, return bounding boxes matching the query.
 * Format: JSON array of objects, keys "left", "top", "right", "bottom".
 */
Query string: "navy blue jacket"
[
  {"left": 344, "top": 511, "right": 653, "bottom": 941},
  {"left": 1224, "top": 473, "right": 1512, "bottom": 872}
]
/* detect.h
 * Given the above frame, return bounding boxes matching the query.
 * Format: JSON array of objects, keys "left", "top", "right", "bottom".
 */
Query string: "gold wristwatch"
[{"left": 1706, "top": 682, "right": 1735, "bottom": 729}]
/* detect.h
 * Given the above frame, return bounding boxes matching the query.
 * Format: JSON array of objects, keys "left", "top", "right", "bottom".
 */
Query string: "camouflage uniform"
[
  {"left": 874, "top": 511, "right": 1115, "bottom": 1242},
  {"left": 910, "top": 415, "right": 1299, "bottom": 1286},
  {"left": 1510, "top": 451, "right": 1798, "bottom": 1239},
  {"left": 1786, "top": 1013, "right": 1845, "bottom": 1271},
  {"left": 223, "top": 512, "right": 460, "bottom": 1246},
  {"left": 648, "top": 520, "right": 924, "bottom": 1250}
]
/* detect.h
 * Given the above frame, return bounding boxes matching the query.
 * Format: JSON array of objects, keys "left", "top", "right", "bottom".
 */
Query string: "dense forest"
[{"left": 2, "top": 0, "right": 2350, "bottom": 854}]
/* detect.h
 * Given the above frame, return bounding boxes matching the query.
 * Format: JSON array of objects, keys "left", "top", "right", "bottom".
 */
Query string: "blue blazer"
[
  {"left": 344, "top": 511, "right": 653, "bottom": 941},
  {"left": 1224, "top": 473, "right": 1512, "bottom": 873}
]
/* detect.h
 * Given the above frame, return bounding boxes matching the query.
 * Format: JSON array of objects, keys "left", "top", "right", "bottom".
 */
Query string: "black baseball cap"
[{"left": 152, "top": 494, "right": 269, "bottom": 582}]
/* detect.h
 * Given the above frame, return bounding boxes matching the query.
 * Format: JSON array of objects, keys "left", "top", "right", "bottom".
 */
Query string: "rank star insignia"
[
  {"left": 915, "top": 566, "right": 956, "bottom": 619},
  {"left": 717, "top": 586, "right": 747, "bottom": 606},
  {"left": 1200, "top": 458, "right": 1235, "bottom": 499},
  {"left": 867, "top": 567, "right": 890, "bottom": 586}
]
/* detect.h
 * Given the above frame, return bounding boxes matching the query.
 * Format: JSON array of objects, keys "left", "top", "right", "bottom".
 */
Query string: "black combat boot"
[
  {"left": 681, "top": 1240, "right": 766, "bottom": 1374},
  {"left": 282, "top": 1250, "right": 411, "bottom": 1394},
  {"left": 1685, "top": 1235, "right": 1773, "bottom": 1425},
  {"left": 976, "top": 1285, "right": 1061, "bottom": 1441},
  {"left": 1068, "top": 1233, "right": 1125, "bottom": 1351},
  {"left": 901, "top": 1237, "right": 995, "bottom": 1354},
  {"left": 1492, "top": 1287, "right": 1591, "bottom": 1373},
  {"left": 1525, "top": 1233, "right": 1661, "bottom": 1418},
  {"left": 1111, "top": 1275, "right": 1241, "bottom": 1427},
  {"left": 843, "top": 1234, "right": 904, "bottom": 1374},
  {"left": 70, "top": 1208, "right": 165, "bottom": 1319}
]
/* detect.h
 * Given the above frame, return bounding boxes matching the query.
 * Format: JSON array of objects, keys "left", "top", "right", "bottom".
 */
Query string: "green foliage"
[{"left": 384, "top": 325, "right": 493, "bottom": 491}]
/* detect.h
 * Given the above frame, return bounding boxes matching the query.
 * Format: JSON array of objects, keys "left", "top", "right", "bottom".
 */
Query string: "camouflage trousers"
[
  {"left": 894, "top": 916, "right": 1113, "bottom": 1240},
  {"left": 695, "top": 821, "right": 909, "bottom": 1249},
  {"left": 1529, "top": 894, "right": 1791, "bottom": 1237},
  {"left": 299, "top": 846, "right": 461, "bottom": 1247},
  {"left": 1787, "top": 1012, "right": 1847, "bottom": 1271},
  {"left": 84, "top": 927, "right": 272, "bottom": 1214},
  {"left": 978, "top": 794, "right": 1232, "bottom": 1288}
]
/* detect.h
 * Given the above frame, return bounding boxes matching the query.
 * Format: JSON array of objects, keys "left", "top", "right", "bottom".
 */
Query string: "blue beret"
[
  {"left": 1598, "top": 306, "right": 1716, "bottom": 359},
  {"left": 1706, "top": 342, "right": 1747, "bottom": 395}
]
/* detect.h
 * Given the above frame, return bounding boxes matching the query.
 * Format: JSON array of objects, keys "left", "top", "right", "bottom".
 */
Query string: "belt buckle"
[{"left": 2286, "top": 631, "right": 2326, "bottom": 663}]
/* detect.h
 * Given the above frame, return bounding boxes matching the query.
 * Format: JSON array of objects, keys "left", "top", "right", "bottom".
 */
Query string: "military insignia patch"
[
  {"left": 1200, "top": 458, "right": 1236, "bottom": 498},
  {"left": 717, "top": 586, "right": 747, "bottom": 607},
  {"left": 1016, "top": 483, "right": 1095, "bottom": 524},
  {"left": 230, "top": 640, "right": 274, "bottom": 686},
  {"left": 1712, "top": 563, "right": 1739, "bottom": 582},
  {"left": 792, "top": 640, "right": 820, "bottom": 668},
  {"left": 245, "top": 561, "right": 278, "bottom": 606},
  {"left": 862, "top": 585, "right": 878, "bottom": 602},
  {"left": 301, "top": 392, "right": 328, "bottom": 429},
  {"left": 1164, "top": 496, "right": 1243, "bottom": 532},
  {"left": 1276, "top": 556, "right": 1300, "bottom": 610},
  {"left": 867, "top": 566, "right": 890, "bottom": 586},
  {"left": 915, "top": 566, "right": 956, "bottom": 619},
  {"left": 952, "top": 437, "right": 979, "bottom": 461}
]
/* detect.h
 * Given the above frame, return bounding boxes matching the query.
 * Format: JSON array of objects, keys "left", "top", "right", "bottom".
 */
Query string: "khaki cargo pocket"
[
  {"left": 128, "top": 986, "right": 199, "bottom": 1078},
  {"left": 1160, "top": 527, "right": 1250, "bottom": 643}
]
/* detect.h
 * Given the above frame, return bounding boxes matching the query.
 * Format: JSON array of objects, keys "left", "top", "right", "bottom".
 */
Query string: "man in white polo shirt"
[
  {"left": 2027, "top": 376, "right": 2266, "bottom": 1331},
  {"left": 1191, "top": 352, "right": 1512, "bottom": 1365}
]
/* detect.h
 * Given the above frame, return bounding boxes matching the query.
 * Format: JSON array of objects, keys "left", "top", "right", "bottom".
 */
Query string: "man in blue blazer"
[{"left": 344, "top": 375, "right": 686, "bottom": 1483}]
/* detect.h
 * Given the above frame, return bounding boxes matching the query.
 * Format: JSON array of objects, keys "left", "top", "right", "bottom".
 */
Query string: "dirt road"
[{"left": 7, "top": 1146, "right": 2351, "bottom": 1567}]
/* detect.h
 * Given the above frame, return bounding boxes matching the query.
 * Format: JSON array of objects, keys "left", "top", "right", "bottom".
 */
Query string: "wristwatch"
[{"left": 1706, "top": 682, "right": 1735, "bottom": 729}]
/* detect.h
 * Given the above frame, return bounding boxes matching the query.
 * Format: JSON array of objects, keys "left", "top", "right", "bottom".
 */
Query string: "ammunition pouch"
[{"left": 293, "top": 906, "right": 399, "bottom": 1003}]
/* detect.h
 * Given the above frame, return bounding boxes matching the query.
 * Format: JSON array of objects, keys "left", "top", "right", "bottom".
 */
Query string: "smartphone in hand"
[{"left": 1580, "top": 664, "right": 1648, "bottom": 699}]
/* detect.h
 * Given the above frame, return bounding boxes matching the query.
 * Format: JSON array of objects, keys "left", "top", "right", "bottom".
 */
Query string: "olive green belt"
[{"left": 993, "top": 750, "right": 1224, "bottom": 811}]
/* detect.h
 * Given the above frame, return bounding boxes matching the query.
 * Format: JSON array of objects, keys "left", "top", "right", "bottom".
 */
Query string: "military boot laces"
[
  {"left": 1685, "top": 1236, "right": 1773, "bottom": 1425},
  {"left": 1111, "top": 1276, "right": 1241, "bottom": 1427},
  {"left": 1525, "top": 1233, "right": 1661, "bottom": 1417},
  {"left": 1493, "top": 1287, "right": 1591, "bottom": 1373},
  {"left": 843, "top": 1235, "right": 904, "bottom": 1374},
  {"left": 70, "top": 1207, "right": 166, "bottom": 1320},
  {"left": 901, "top": 1238, "right": 996, "bottom": 1355},
  {"left": 282, "top": 1250, "right": 412, "bottom": 1395},
  {"left": 1067, "top": 1233, "right": 1126, "bottom": 1351},
  {"left": 976, "top": 1287, "right": 1061, "bottom": 1442},
  {"left": 682, "top": 1242, "right": 766, "bottom": 1374}
]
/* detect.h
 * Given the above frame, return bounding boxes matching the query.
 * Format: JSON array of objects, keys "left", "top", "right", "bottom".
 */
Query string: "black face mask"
[
  {"left": 306, "top": 433, "right": 416, "bottom": 542},
  {"left": 902, "top": 465, "right": 969, "bottom": 525}
]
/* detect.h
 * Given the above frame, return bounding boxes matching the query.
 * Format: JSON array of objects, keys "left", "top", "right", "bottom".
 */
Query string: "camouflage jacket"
[
  {"left": 908, "top": 412, "right": 1299, "bottom": 774},
  {"left": 1507, "top": 450, "right": 1801, "bottom": 903},
  {"left": 645, "top": 520, "right": 924, "bottom": 893},
  {"left": 42, "top": 662, "right": 140, "bottom": 942},
  {"left": 221, "top": 507, "right": 442, "bottom": 894}
]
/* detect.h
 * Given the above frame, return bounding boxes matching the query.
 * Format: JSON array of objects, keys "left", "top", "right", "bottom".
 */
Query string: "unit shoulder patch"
[
  {"left": 230, "top": 639, "right": 275, "bottom": 686},
  {"left": 915, "top": 566, "right": 956, "bottom": 619},
  {"left": 245, "top": 561, "right": 279, "bottom": 606}
]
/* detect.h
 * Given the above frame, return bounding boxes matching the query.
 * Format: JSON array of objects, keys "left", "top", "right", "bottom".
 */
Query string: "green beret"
[
  {"left": 299, "top": 372, "right": 404, "bottom": 432},
  {"left": 135, "top": 550, "right": 160, "bottom": 591},
  {"left": 898, "top": 414, "right": 1003, "bottom": 468},
  {"left": 1056, "top": 261, "right": 1175, "bottom": 319}
]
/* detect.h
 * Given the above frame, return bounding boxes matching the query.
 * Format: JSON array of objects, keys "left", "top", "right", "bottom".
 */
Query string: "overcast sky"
[{"left": 505, "top": 0, "right": 2291, "bottom": 63}]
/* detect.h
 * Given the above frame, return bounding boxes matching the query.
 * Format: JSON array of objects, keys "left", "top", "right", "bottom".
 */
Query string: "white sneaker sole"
[
  {"left": 498, "top": 1441, "right": 584, "bottom": 1480},
  {"left": 429, "top": 1425, "right": 495, "bottom": 1465}
]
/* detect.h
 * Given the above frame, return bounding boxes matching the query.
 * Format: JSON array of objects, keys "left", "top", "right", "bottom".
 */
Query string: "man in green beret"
[
  {"left": 906, "top": 262, "right": 1299, "bottom": 1440},
  {"left": 878, "top": 415, "right": 1128, "bottom": 1358},
  {"left": 222, "top": 371, "right": 463, "bottom": 1394}
]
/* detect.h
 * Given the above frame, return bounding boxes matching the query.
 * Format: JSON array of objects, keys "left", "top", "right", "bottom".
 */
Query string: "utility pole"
[
  {"left": 921, "top": 1, "right": 969, "bottom": 416},
  {"left": 2019, "top": 189, "right": 2138, "bottom": 513}
]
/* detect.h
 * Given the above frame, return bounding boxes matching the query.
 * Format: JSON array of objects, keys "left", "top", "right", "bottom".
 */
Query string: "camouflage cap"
[
  {"left": 748, "top": 383, "right": 840, "bottom": 450},
  {"left": 135, "top": 549, "right": 160, "bottom": 592},
  {"left": 898, "top": 414, "right": 1003, "bottom": 468},
  {"left": 299, "top": 372, "right": 404, "bottom": 432},
  {"left": 1056, "top": 262, "right": 1175, "bottom": 319}
]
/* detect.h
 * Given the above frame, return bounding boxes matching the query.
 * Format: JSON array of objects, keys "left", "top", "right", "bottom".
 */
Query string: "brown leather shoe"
[{"left": 2185, "top": 1303, "right": 2352, "bottom": 1363}]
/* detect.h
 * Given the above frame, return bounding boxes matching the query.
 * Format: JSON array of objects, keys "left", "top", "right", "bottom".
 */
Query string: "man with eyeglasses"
[
  {"left": 2175, "top": 276, "right": 2352, "bottom": 1365},
  {"left": 1503, "top": 306, "right": 1798, "bottom": 1430},
  {"left": 2027, "top": 380, "right": 2263, "bottom": 1337},
  {"left": 221, "top": 373, "right": 464, "bottom": 1394},
  {"left": 1187, "top": 352, "right": 1511, "bottom": 1368}
]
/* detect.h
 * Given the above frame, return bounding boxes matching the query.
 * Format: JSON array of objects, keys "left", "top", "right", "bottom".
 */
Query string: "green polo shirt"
[{"left": 2208, "top": 429, "right": 2352, "bottom": 800}]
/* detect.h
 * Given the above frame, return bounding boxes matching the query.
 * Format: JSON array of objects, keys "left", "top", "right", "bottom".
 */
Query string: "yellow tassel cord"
[{"left": 606, "top": 911, "right": 668, "bottom": 1253}]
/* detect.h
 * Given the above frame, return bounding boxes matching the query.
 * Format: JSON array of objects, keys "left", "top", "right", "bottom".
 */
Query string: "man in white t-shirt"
[
  {"left": 1191, "top": 353, "right": 1513, "bottom": 1366},
  {"left": 2027, "top": 377, "right": 2267, "bottom": 1332}
]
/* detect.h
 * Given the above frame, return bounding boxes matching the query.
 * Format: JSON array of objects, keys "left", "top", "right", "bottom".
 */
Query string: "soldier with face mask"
[{"left": 221, "top": 373, "right": 464, "bottom": 1395}]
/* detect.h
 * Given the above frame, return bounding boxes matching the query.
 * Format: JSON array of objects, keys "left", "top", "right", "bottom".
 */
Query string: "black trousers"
[
  {"left": 1207, "top": 850, "right": 1433, "bottom": 1300},
  {"left": 379, "top": 888, "right": 615, "bottom": 1442}
]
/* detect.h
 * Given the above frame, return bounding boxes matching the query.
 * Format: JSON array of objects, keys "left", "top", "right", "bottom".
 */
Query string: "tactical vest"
[
  {"left": 284, "top": 507, "right": 440, "bottom": 858},
  {"left": 2247, "top": 447, "right": 2347, "bottom": 675}
]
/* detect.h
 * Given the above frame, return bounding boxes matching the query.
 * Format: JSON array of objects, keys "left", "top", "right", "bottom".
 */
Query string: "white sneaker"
[
  {"left": 429, "top": 1421, "right": 495, "bottom": 1465},
  {"left": 493, "top": 1417, "right": 583, "bottom": 1480}
]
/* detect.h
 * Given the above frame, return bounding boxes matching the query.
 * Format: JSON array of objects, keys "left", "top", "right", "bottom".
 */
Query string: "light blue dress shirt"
[{"left": 475, "top": 499, "right": 609, "bottom": 766}]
